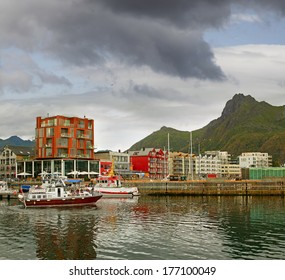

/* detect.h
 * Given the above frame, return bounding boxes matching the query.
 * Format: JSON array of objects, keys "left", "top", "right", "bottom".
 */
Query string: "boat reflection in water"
[
  {"left": 31, "top": 197, "right": 139, "bottom": 260},
  {"left": 1, "top": 195, "right": 285, "bottom": 260},
  {"left": 32, "top": 207, "right": 100, "bottom": 259}
]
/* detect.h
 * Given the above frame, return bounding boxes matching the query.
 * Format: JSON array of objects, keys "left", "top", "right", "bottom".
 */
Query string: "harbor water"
[{"left": 0, "top": 195, "right": 285, "bottom": 260}]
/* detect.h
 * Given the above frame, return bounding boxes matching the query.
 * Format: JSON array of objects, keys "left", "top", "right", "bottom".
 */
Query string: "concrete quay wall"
[{"left": 125, "top": 179, "right": 285, "bottom": 196}]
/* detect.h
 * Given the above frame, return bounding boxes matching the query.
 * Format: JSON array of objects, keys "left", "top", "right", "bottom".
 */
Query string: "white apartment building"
[
  {"left": 195, "top": 151, "right": 240, "bottom": 178},
  {"left": 239, "top": 152, "right": 272, "bottom": 168},
  {"left": 205, "top": 151, "right": 231, "bottom": 164},
  {"left": 195, "top": 154, "right": 220, "bottom": 176}
]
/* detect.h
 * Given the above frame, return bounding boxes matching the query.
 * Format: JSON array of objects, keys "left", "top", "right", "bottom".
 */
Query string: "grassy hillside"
[
  {"left": 128, "top": 94, "right": 285, "bottom": 165},
  {"left": 128, "top": 126, "right": 192, "bottom": 152}
]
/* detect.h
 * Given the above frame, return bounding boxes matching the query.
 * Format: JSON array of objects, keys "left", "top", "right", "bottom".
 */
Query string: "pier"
[
  {"left": 1, "top": 179, "right": 285, "bottom": 199},
  {"left": 125, "top": 179, "right": 285, "bottom": 196}
]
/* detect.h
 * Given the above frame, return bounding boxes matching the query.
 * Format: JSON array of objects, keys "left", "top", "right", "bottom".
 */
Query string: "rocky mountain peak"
[{"left": 221, "top": 93, "right": 256, "bottom": 117}]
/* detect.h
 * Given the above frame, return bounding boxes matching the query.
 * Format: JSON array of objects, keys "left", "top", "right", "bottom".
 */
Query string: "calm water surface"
[{"left": 0, "top": 195, "right": 284, "bottom": 260}]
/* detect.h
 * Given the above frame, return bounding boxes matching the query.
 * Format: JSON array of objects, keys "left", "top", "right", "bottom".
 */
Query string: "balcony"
[
  {"left": 77, "top": 134, "right": 90, "bottom": 139},
  {"left": 57, "top": 153, "right": 68, "bottom": 158},
  {"left": 63, "top": 122, "right": 73, "bottom": 127},
  {"left": 61, "top": 133, "right": 71, "bottom": 138},
  {"left": 78, "top": 154, "right": 90, "bottom": 158},
  {"left": 78, "top": 123, "right": 85, "bottom": 129},
  {"left": 87, "top": 145, "right": 95, "bottom": 150}
]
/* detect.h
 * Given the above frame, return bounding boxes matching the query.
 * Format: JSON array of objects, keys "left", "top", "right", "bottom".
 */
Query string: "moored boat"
[
  {"left": 20, "top": 185, "right": 31, "bottom": 193},
  {"left": 18, "top": 174, "right": 102, "bottom": 208},
  {"left": 0, "top": 180, "right": 13, "bottom": 196},
  {"left": 91, "top": 175, "right": 139, "bottom": 198}
]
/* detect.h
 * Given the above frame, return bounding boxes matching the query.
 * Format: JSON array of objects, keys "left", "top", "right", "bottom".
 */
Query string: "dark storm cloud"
[
  {"left": 95, "top": 0, "right": 231, "bottom": 29},
  {"left": 42, "top": 2, "right": 226, "bottom": 80},
  {"left": 130, "top": 82, "right": 179, "bottom": 101},
  {"left": 245, "top": 0, "right": 285, "bottom": 15},
  {"left": 0, "top": 0, "right": 227, "bottom": 80},
  {"left": 1, "top": 0, "right": 285, "bottom": 83}
]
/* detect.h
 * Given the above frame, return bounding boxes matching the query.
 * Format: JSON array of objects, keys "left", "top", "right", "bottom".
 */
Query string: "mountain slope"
[
  {"left": 128, "top": 126, "right": 192, "bottom": 152},
  {"left": 129, "top": 94, "right": 285, "bottom": 165},
  {"left": 0, "top": 136, "right": 34, "bottom": 148}
]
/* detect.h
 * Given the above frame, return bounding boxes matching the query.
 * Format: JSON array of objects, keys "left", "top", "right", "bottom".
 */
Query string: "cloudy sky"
[{"left": 1, "top": 0, "right": 285, "bottom": 151}]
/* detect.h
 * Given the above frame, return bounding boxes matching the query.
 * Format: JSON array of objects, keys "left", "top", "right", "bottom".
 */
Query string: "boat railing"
[{"left": 29, "top": 187, "right": 46, "bottom": 194}]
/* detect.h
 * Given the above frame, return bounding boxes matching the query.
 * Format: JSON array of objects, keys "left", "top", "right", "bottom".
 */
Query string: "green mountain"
[
  {"left": 128, "top": 94, "right": 285, "bottom": 166},
  {"left": 0, "top": 136, "right": 34, "bottom": 148}
]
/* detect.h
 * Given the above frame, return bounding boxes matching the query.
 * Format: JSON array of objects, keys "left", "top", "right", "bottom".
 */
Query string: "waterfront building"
[
  {"left": 239, "top": 152, "right": 272, "bottom": 168},
  {"left": 16, "top": 158, "right": 99, "bottom": 179},
  {"left": 195, "top": 154, "right": 220, "bottom": 177},
  {"left": 205, "top": 151, "right": 231, "bottom": 164},
  {"left": 220, "top": 164, "right": 241, "bottom": 178},
  {"left": 128, "top": 148, "right": 168, "bottom": 179},
  {"left": 248, "top": 167, "right": 285, "bottom": 179},
  {"left": 95, "top": 150, "right": 131, "bottom": 176},
  {"left": 15, "top": 115, "right": 99, "bottom": 178},
  {"left": 170, "top": 152, "right": 195, "bottom": 179},
  {"left": 195, "top": 151, "right": 241, "bottom": 178},
  {"left": 35, "top": 115, "right": 95, "bottom": 160},
  {"left": 0, "top": 145, "right": 35, "bottom": 179}
]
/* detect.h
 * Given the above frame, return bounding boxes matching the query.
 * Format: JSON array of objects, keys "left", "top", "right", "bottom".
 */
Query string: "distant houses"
[
  {"left": 0, "top": 114, "right": 283, "bottom": 180},
  {"left": 0, "top": 145, "right": 35, "bottom": 178}
]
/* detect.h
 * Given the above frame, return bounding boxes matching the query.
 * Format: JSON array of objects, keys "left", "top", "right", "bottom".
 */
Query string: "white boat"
[
  {"left": 18, "top": 173, "right": 102, "bottom": 208},
  {"left": 91, "top": 175, "right": 139, "bottom": 198},
  {"left": 0, "top": 180, "right": 13, "bottom": 195}
]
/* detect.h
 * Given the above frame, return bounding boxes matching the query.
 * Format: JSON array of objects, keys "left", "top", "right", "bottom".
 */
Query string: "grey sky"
[{"left": 0, "top": 0, "right": 285, "bottom": 150}]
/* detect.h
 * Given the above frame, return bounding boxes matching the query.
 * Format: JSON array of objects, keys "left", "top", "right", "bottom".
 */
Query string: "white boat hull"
[{"left": 93, "top": 187, "right": 139, "bottom": 198}]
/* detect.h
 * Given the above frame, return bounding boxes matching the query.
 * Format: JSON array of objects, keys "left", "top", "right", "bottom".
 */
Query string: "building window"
[
  {"left": 57, "top": 138, "right": 68, "bottom": 147},
  {"left": 46, "top": 148, "right": 52, "bottom": 157},
  {"left": 46, "top": 128, "right": 54, "bottom": 137},
  {"left": 78, "top": 120, "right": 85, "bottom": 129}
]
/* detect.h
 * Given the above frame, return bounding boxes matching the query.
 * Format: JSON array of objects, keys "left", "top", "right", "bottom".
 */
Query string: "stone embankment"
[
  {"left": 124, "top": 179, "right": 285, "bottom": 196},
  {"left": 3, "top": 179, "right": 285, "bottom": 199}
]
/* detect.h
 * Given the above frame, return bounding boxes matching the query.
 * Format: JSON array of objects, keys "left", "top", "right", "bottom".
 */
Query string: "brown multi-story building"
[{"left": 35, "top": 115, "right": 95, "bottom": 160}]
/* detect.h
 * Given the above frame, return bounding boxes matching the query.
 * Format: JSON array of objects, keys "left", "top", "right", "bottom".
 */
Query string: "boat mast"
[
  {"left": 188, "top": 131, "right": 193, "bottom": 181},
  {"left": 168, "top": 133, "right": 170, "bottom": 176}
]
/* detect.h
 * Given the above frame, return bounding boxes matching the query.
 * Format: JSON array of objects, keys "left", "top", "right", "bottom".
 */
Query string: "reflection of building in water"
[{"left": 33, "top": 212, "right": 98, "bottom": 260}]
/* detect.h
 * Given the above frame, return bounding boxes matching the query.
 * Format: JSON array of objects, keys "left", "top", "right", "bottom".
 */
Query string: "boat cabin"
[{"left": 96, "top": 175, "right": 122, "bottom": 187}]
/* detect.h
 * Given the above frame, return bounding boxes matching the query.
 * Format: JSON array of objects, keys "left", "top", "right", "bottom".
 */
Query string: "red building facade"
[
  {"left": 35, "top": 115, "right": 95, "bottom": 160},
  {"left": 129, "top": 148, "right": 168, "bottom": 179}
]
